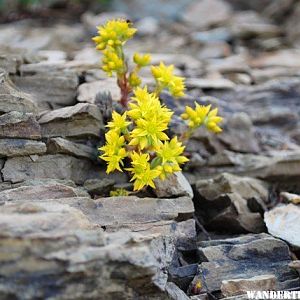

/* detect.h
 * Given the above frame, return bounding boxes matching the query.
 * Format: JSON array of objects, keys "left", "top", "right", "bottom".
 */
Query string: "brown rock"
[
  {"left": 0, "top": 111, "right": 41, "bottom": 139},
  {"left": 38, "top": 103, "right": 103, "bottom": 138},
  {"left": 221, "top": 275, "right": 276, "bottom": 297}
]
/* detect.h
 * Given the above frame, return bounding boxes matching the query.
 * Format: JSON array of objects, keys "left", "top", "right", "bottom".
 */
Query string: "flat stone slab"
[
  {"left": 190, "top": 233, "right": 300, "bottom": 293},
  {"left": 47, "top": 137, "right": 96, "bottom": 160},
  {"left": 38, "top": 103, "right": 103, "bottom": 138},
  {"left": 1, "top": 154, "right": 100, "bottom": 184},
  {"left": 0, "top": 111, "right": 41, "bottom": 139},
  {"left": 265, "top": 204, "right": 300, "bottom": 248},
  {"left": 0, "top": 138, "right": 46, "bottom": 157}
]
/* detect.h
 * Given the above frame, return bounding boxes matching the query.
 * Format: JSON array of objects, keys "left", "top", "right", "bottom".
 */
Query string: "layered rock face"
[{"left": 0, "top": 0, "right": 300, "bottom": 298}]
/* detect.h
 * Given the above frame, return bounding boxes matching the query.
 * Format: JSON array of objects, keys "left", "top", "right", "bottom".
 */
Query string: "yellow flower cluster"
[
  {"left": 93, "top": 19, "right": 136, "bottom": 76},
  {"left": 99, "top": 87, "right": 189, "bottom": 190},
  {"left": 151, "top": 62, "right": 186, "bottom": 97},
  {"left": 181, "top": 102, "right": 223, "bottom": 133},
  {"left": 93, "top": 19, "right": 136, "bottom": 50}
]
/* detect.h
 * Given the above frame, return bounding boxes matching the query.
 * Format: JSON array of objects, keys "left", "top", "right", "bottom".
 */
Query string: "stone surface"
[
  {"left": 13, "top": 70, "right": 78, "bottom": 109},
  {"left": 0, "top": 200, "right": 165, "bottom": 300},
  {"left": 193, "top": 173, "right": 268, "bottom": 233},
  {"left": 183, "top": 0, "right": 232, "bottom": 29},
  {"left": 264, "top": 204, "right": 300, "bottom": 248},
  {"left": 154, "top": 172, "right": 194, "bottom": 198},
  {"left": 62, "top": 196, "right": 194, "bottom": 230},
  {"left": 280, "top": 192, "right": 300, "bottom": 204},
  {"left": 47, "top": 137, "right": 96, "bottom": 160},
  {"left": 0, "top": 111, "right": 41, "bottom": 139},
  {"left": 190, "top": 234, "right": 300, "bottom": 294},
  {"left": 221, "top": 275, "right": 276, "bottom": 297},
  {"left": 0, "top": 182, "right": 88, "bottom": 204},
  {"left": 218, "top": 113, "right": 260, "bottom": 153},
  {"left": 38, "top": 103, "right": 103, "bottom": 138},
  {"left": 77, "top": 79, "right": 121, "bottom": 103},
  {"left": 1, "top": 154, "right": 101, "bottom": 184},
  {"left": 83, "top": 178, "right": 115, "bottom": 196},
  {"left": 0, "top": 139, "right": 46, "bottom": 157},
  {"left": 0, "top": 69, "right": 37, "bottom": 114}
]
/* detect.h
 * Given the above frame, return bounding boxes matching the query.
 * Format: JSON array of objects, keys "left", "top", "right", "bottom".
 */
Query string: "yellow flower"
[
  {"left": 181, "top": 102, "right": 223, "bottom": 133},
  {"left": 126, "top": 152, "right": 160, "bottom": 190},
  {"left": 133, "top": 53, "right": 151, "bottom": 67},
  {"left": 128, "top": 72, "right": 142, "bottom": 87},
  {"left": 156, "top": 137, "right": 189, "bottom": 179},
  {"left": 99, "top": 130, "right": 127, "bottom": 173},
  {"left": 106, "top": 111, "right": 131, "bottom": 133},
  {"left": 130, "top": 116, "right": 169, "bottom": 149},
  {"left": 93, "top": 19, "right": 137, "bottom": 50},
  {"left": 102, "top": 48, "right": 124, "bottom": 76},
  {"left": 151, "top": 62, "right": 186, "bottom": 97}
]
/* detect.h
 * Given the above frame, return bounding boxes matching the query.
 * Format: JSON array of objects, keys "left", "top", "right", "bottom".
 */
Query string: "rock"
[
  {"left": 38, "top": 50, "right": 67, "bottom": 62},
  {"left": 83, "top": 178, "right": 115, "bottom": 196},
  {"left": 193, "top": 173, "right": 268, "bottom": 233},
  {"left": 136, "top": 17, "right": 159, "bottom": 36},
  {"left": 165, "top": 282, "right": 190, "bottom": 300},
  {"left": 13, "top": 70, "right": 78, "bottom": 109},
  {"left": 110, "top": 0, "right": 193, "bottom": 20},
  {"left": 0, "top": 182, "right": 89, "bottom": 204},
  {"left": 218, "top": 113, "right": 260, "bottom": 153},
  {"left": 0, "top": 139, "right": 46, "bottom": 157},
  {"left": 230, "top": 11, "right": 281, "bottom": 39},
  {"left": 38, "top": 103, "right": 103, "bottom": 138},
  {"left": 191, "top": 28, "right": 232, "bottom": 43},
  {"left": 183, "top": 0, "right": 232, "bottom": 29},
  {"left": 0, "top": 53, "right": 22, "bottom": 74},
  {"left": 280, "top": 192, "right": 300, "bottom": 204},
  {"left": 47, "top": 137, "right": 96, "bottom": 160},
  {"left": 185, "top": 77, "right": 235, "bottom": 90},
  {"left": 289, "top": 261, "right": 300, "bottom": 273},
  {"left": 77, "top": 79, "right": 121, "bottom": 103},
  {"left": 190, "top": 234, "right": 300, "bottom": 293},
  {"left": 264, "top": 204, "right": 300, "bottom": 248},
  {"left": 221, "top": 275, "right": 276, "bottom": 297},
  {"left": 0, "top": 69, "right": 37, "bottom": 114},
  {"left": 197, "top": 42, "right": 231, "bottom": 60},
  {"left": 0, "top": 111, "right": 41, "bottom": 139},
  {"left": 154, "top": 172, "right": 193, "bottom": 198},
  {"left": 1, "top": 154, "right": 101, "bottom": 185},
  {"left": 251, "top": 49, "right": 300, "bottom": 69},
  {"left": 63, "top": 196, "right": 194, "bottom": 230},
  {"left": 0, "top": 200, "right": 164, "bottom": 299}
]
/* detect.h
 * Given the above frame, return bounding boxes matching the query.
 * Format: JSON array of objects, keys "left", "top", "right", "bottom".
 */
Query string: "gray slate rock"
[
  {"left": 189, "top": 234, "right": 300, "bottom": 294},
  {"left": 1, "top": 154, "right": 101, "bottom": 184},
  {"left": 0, "top": 111, "right": 41, "bottom": 139},
  {"left": 0, "top": 139, "right": 46, "bottom": 157},
  {"left": 38, "top": 103, "right": 103, "bottom": 138},
  {"left": 193, "top": 173, "right": 268, "bottom": 233},
  {"left": 154, "top": 172, "right": 194, "bottom": 198},
  {"left": 47, "top": 137, "right": 96, "bottom": 160},
  {"left": 0, "top": 69, "right": 37, "bottom": 114}
]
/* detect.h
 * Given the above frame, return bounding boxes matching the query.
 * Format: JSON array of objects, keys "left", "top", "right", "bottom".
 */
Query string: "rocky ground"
[{"left": 0, "top": 0, "right": 300, "bottom": 299}]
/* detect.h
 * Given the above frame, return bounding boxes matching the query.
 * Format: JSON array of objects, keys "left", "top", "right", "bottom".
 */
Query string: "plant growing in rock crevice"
[{"left": 93, "top": 19, "right": 223, "bottom": 191}]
